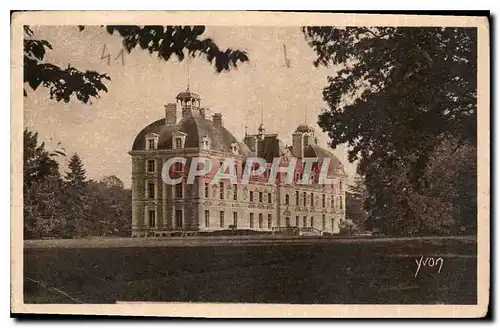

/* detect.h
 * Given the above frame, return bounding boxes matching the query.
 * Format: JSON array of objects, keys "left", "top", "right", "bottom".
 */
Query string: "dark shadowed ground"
[{"left": 23, "top": 237, "right": 477, "bottom": 304}]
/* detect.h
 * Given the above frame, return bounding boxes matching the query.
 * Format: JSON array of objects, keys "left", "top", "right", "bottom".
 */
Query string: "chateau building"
[{"left": 129, "top": 89, "right": 347, "bottom": 237}]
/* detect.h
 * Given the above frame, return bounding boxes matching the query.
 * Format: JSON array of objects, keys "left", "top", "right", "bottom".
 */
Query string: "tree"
[
  {"left": 23, "top": 128, "right": 66, "bottom": 239},
  {"left": 65, "top": 153, "right": 87, "bottom": 187},
  {"left": 303, "top": 27, "right": 477, "bottom": 235},
  {"left": 346, "top": 175, "right": 369, "bottom": 232},
  {"left": 24, "top": 129, "right": 133, "bottom": 239},
  {"left": 23, "top": 128, "right": 64, "bottom": 187},
  {"left": 100, "top": 175, "right": 125, "bottom": 189},
  {"left": 24, "top": 25, "right": 249, "bottom": 104}
]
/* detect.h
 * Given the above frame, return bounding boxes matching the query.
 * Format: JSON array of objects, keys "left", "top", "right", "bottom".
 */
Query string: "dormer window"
[
  {"left": 172, "top": 131, "right": 187, "bottom": 149},
  {"left": 148, "top": 139, "right": 155, "bottom": 149},
  {"left": 231, "top": 142, "right": 239, "bottom": 155},
  {"left": 202, "top": 136, "right": 211, "bottom": 150},
  {"left": 145, "top": 133, "right": 159, "bottom": 150}
]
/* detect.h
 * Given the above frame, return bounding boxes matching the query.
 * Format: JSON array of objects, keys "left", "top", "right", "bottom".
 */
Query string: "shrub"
[{"left": 339, "top": 219, "right": 359, "bottom": 236}]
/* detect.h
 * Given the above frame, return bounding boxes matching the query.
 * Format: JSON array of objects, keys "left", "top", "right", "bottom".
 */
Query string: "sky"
[{"left": 24, "top": 25, "right": 357, "bottom": 187}]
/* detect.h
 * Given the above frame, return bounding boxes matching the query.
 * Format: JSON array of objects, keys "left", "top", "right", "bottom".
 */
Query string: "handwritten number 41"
[
  {"left": 101, "top": 44, "right": 125, "bottom": 66},
  {"left": 414, "top": 256, "right": 444, "bottom": 278}
]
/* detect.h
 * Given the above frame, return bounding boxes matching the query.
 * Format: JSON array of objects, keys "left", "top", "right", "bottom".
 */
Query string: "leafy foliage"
[
  {"left": 304, "top": 27, "right": 477, "bottom": 235},
  {"left": 346, "top": 175, "right": 369, "bottom": 232},
  {"left": 23, "top": 129, "right": 63, "bottom": 188},
  {"left": 23, "top": 129, "right": 132, "bottom": 239},
  {"left": 23, "top": 25, "right": 249, "bottom": 104},
  {"left": 103, "top": 25, "right": 249, "bottom": 72},
  {"left": 338, "top": 219, "right": 359, "bottom": 236},
  {"left": 23, "top": 26, "right": 110, "bottom": 104}
]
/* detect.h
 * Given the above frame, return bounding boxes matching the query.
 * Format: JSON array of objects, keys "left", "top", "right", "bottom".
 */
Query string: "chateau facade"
[{"left": 129, "top": 89, "right": 347, "bottom": 237}]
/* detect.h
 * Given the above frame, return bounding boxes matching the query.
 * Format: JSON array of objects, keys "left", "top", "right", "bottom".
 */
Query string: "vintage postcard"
[{"left": 11, "top": 11, "right": 490, "bottom": 318}]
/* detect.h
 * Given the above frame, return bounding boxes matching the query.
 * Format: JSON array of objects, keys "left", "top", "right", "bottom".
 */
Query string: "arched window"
[
  {"left": 231, "top": 142, "right": 239, "bottom": 155},
  {"left": 202, "top": 136, "right": 211, "bottom": 150}
]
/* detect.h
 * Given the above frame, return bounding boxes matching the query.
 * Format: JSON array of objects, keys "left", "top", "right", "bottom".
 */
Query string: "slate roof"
[
  {"left": 303, "top": 144, "right": 345, "bottom": 175},
  {"left": 131, "top": 114, "right": 252, "bottom": 156}
]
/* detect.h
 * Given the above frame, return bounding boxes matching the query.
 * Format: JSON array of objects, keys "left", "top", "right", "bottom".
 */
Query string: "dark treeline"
[
  {"left": 23, "top": 129, "right": 131, "bottom": 239},
  {"left": 304, "top": 27, "right": 477, "bottom": 236}
]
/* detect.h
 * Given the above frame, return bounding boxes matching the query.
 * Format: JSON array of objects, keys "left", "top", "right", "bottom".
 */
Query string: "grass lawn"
[{"left": 23, "top": 237, "right": 477, "bottom": 304}]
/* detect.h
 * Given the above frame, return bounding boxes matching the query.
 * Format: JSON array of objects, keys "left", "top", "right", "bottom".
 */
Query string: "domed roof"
[
  {"left": 176, "top": 90, "right": 201, "bottom": 101},
  {"left": 304, "top": 144, "right": 346, "bottom": 175},
  {"left": 131, "top": 114, "right": 252, "bottom": 156},
  {"left": 295, "top": 123, "right": 315, "bottom": 133}
]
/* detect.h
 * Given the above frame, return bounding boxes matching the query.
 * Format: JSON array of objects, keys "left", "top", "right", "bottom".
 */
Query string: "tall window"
[
  {"left": 204, "top": 183, "right": 209, "bottom": 198},
  {"left": 175, "top": 137, "right": 182, "bottom": 149},
  {"left": 310, "top": 193, "right": 314, "bottom": 206},
  {"left": 339, "top": 181, "right": 343, "bottom": 191},
  {"left": 322, "top": 214, "right": 326, "bottom": 230},
  {"left": 147, "top": 160, "right": 155, "bottom": 173},
  {"left": 331, "top": 196, "right": 334, "bottom": 209},
  {"left": 258, "top": 213, "right": 263, "bottom": 228},
  {"left": 148, "top": 210, "right": 156, "bottom": 228},
  {"left": 277, "top": 217, "right": 281, "bottom": 228},
  {"left": 295, "top": 191, "right": 299, "bottom": 205},
  {"left": 339, "top": 196, "right": 343, "bottom": 210},
  {"left": 322, "top": 194, "right": 326, "bottom": 208},
  {"left": 285, "top": 194, "right": 289, "bottom": 205},
  {"left": 285, "top": 217, "right": 290, "bottom": 227},
  {"left": 175, "top": 183, "right": 183, "bottom": 199},
  {"left": 331, "top": 218, "right": 335, "bottom": 231},
  {"left": 267, "top": 214, "right": 272, "bottom": 229},
  {"left": 175, "top": 210, "right": 183, "bottom": 228},
  {"left": 303, "top": 216, "right": 307, "bottom": 228},
  {"left": 147, "top": 182, "right": 155, "bottom": 199},
  {"left": 250, "top": 213, "right": 254, "bottom": 228},
  {"left": 310, "top": 217, "right": 314, "bottom": 227},
  {"left": 268, "top": 193, "right": 272, "bottom": 203},
  {"left": 259, "top": 192, "right": 263, "bottom": 203},
  {"left": 233, "top": 212, "right": 238, "bottom": 228},
  {"left": 303, "top": 192, "right": 307, "bottom": 206},
  {"left": 204, "top": 210, "right": 210, "bottom": 227},
  {"left": 295, "top": 216, "right": 299, "bottom": 227},
  {"left": 219, "top": 211, "right": 225, "bottom": 228},
  {"left": 174, "top": 162, "right": 183, "bottom": 172},
  {"left": 233, "top": 184, "right": 237, "bottom": 200},
  {"left": 250, "top": 191, "right": 254, "bottom": 202},
  {"left": 219, "top": 182, "right": 224, "bottom": 200}
]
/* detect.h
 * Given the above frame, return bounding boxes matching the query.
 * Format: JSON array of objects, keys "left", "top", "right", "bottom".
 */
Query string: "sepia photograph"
[{"left": 11, "top": 11, "right": 489, "bottom": 318}]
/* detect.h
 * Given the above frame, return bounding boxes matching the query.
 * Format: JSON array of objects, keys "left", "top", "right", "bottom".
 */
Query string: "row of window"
[
  {"left": 148, "top": 209, "right": 336, "bottom": 231},
  {"left": 146, "top": 182, "right": 183, "bottom": 199},
  {"left": 204, "top": 211, "right": 274, "bottom": 229},
  {"left": 146, "top": 136, "right": 241, "bottom": 154},
  {"left": 147, "top": 209, "right": 183, "bottom": 228},
  {"left": 146, "top": 136, "right": 184, "bottom": 150},
  {"left": 146, "top": 181, "right": 343, "bottom": 211},
  {"left": 285, "top": 191, "right": 344, "bottom": 210},
  {"left": 145, "top": 160, "right": 344, "bottom": 195},
  {"left": 146, "top": 160, "right": 182, "bottom": 174}
]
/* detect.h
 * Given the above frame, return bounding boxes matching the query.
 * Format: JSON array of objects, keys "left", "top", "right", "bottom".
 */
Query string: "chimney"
[
  {"left": 165, "top": 103, "right": 177, "bottom": 125},
  {"left": 200, "top": 107, "right": 210, "bottom": 119},
  {"left": 212, "top": 113, "right": 223, "bottom": 128},
  {"left": 244, "top": 135, "right": 258, "bottom": 155},
  {"left": 292, "top": 132, "right": 304, "bottom": 159}
]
